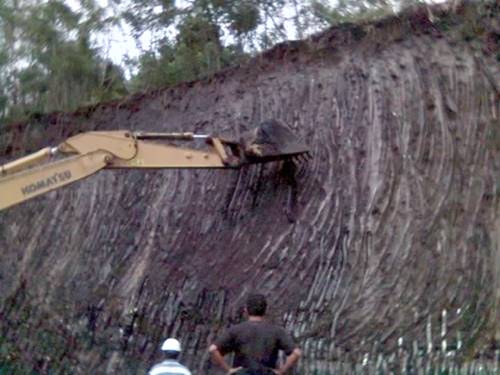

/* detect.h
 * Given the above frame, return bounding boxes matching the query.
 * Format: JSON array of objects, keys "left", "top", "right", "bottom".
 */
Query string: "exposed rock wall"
[{"left": 0, "top": 2, "right": 498, "bottom": 374}]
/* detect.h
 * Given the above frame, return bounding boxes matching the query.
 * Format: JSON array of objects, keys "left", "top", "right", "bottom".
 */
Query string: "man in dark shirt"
[{"left": 209, "top": 293, "right": 301, "bottom": 375}]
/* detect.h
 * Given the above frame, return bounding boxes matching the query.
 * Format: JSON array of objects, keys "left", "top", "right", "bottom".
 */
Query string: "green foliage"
[
  {"left": 127, "top": 1, "right": 255, "bottom": 91},
  {"left": 0, "top": 0, "right": 127, "bottom": 123},
  {"left": 129, "top": 35, "right": 245, "bottom": 91},
  {"left": 123, "top": 0, "right": 285, "bottom": 89},
  {"left": 177, "top": 14, "right": 222, "bottom": 51},
  {"left": 227, "top": 1, "right": 261, "bottom": 36}
]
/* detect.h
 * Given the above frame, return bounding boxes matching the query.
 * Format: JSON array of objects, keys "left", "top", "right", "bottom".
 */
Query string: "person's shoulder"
[
  {"left": 148, "top": 361, "right": 191, "bottom": 375},
  {"left": 177, "top": 364, "right": 192, "bottom": 375},
  {"left": 228, "top": 321, "right": 251, "bottom": 331},
  {"left": 259, "top": 320, "right": 284, "bottom": 330},
  {"left": 268, "top": 322, "right": 292, "bottom": 337},
  {"left": 248, "top": 320, "right": 285, "bottom": 334},
  {"left": 172, "top": 363, "right": 191, "bottom": 375}
]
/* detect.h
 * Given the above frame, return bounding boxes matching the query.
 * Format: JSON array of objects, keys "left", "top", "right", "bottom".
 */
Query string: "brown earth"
[{"left": 0, "top": 2, "right": 499, "bottom": 374}]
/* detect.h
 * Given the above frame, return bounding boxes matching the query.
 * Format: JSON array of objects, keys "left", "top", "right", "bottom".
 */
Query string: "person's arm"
[
  {"left": 275, "top": 327, "right": 302, "bottom": 374},
  {"left": 208, "top": 344, "right": 242, "bottom": 374},
  {"left": 275, "top": 347, "right": 301, "bottom": 374}
]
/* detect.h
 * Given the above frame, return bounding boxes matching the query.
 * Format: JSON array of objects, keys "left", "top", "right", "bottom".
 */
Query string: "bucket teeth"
[{"left": 291, "top": 152, "right": 311, "bottom": 164}]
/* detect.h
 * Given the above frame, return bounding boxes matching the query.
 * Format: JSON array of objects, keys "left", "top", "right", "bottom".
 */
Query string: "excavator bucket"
[{"left": 235, "top": 120, "right": 310, "bottom": 164}]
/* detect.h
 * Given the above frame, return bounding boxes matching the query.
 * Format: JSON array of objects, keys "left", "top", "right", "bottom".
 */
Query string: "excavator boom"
[
  {"left": 1, "top": 151, "right": 110, "bottom": 211},
  {"left": 0, "top": 122, "right": 309, "bottom": 211}
]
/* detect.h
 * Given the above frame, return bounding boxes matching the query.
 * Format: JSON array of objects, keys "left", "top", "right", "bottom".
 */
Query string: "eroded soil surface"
[{"left": 0, "top": 2, "right": 499, "bottom": 374}]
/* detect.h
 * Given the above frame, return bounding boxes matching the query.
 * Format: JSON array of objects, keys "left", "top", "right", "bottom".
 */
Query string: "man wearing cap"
[
  {"left": 209, "top": 293, "right": 301, "bottom": 375},
  {"left": 148, "top": 338, "right": 192, "bottom": 375}
]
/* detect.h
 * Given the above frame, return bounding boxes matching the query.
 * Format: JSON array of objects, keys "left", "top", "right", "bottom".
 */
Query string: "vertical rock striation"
[{"left": 0, "top": 2, "right": 498, "bottom": 374}]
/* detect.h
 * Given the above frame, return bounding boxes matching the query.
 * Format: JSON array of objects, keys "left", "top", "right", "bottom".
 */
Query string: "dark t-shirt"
[{"left": 215, "top": 320, "right": 295, "bottom": 370}]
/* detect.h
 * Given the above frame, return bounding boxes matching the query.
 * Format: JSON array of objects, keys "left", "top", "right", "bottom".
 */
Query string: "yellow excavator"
[{"left": 0, "top": 120, "right": 309, "bottom": 211}]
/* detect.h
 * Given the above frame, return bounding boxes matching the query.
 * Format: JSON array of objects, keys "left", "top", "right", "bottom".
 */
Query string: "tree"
[
  {"left": 123, "top": 0, "right": 423, "bottom": 90},
  {"left": 0, "top": 0, "right": 127, "bottom": 123},
  {"left": 127, "top": 1, "right": 254, "bottom": 90}
]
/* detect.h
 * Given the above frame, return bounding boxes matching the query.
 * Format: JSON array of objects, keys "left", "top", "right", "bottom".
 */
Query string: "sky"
[{"left": 66, "top": 0, "right": 146, "bottom": 68}]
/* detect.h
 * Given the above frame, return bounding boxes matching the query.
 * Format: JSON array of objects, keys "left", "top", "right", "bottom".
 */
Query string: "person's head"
[
  {"left": 245, "top": 293, "right": 267, "bottom": 317},
  {"left": 161, "top": 338, "right": 181, "bottom": 360}
]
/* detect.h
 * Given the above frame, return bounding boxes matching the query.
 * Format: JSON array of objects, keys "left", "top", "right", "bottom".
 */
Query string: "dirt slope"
[{"left": 0, "top": 2, "right": 498, "bottom": 374}]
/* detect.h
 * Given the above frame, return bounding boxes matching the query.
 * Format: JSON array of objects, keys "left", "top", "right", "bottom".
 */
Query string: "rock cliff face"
[{"left": 0, "top": 2, "right": 498, "bottom": 374}]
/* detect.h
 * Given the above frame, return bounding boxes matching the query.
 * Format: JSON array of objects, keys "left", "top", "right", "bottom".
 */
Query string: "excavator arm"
[{"left": 0, "top": 123, "right": 309, "bottom": 211}]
